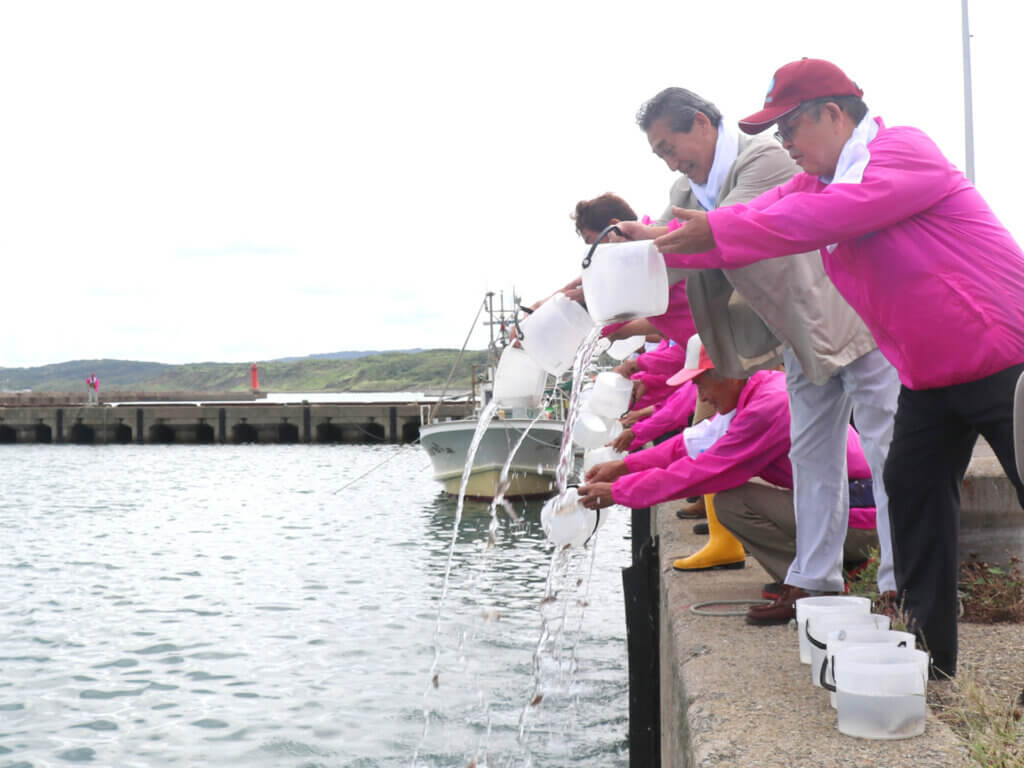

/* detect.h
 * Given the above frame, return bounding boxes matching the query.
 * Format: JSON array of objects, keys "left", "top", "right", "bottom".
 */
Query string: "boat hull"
[{"left": 419, "top": 418, "right": 566, "bottom": 499}]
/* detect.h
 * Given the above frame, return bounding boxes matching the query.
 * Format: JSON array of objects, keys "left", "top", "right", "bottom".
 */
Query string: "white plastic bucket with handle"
[
  {"left": 833, "top": 646, "right": 929, "bottom": 739},
  {"left": 540, "top": 486, "right": 608, "bottom": 548},
  {"left": 580, "top": 225, "right": 669, "bottom": 324},
  {"left": 571, "top": 408, "right": 623, "bottom": 450},
  {"left": 492, "top": 346, "right": 548, "bottom": 409},
  {"left": 795, "top": 595, "right": 871, "bottom": 664},
  {"left": 583, "top": 445, "right": 627, "bottom": 474},
  {"left": 587, "top": 372, "right": 634, "bottom": 420},
  {"left": 806, "top": 612, "right": 890, "bottom": 689},
  {"left": 823, "top": 627, "right": 913, "bottom": 708},
  {"left": 518, "top": 293, "right": 596, "bottom": 376},
  {"left": 607, "top": 335, "right": 647, "bottom": 360}
]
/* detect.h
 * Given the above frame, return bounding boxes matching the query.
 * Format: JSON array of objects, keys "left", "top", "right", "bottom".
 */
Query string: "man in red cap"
[{"left": 647, "top": 57, "right": 1024, "bottom": 678}]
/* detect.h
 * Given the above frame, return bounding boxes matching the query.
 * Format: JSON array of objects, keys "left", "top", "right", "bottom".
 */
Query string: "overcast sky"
[{"left": 1, "top": 0, "right": 1019, "bottom": 367}]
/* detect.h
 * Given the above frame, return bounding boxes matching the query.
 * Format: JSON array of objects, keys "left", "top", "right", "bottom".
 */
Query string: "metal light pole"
[{"left": 961, "top": 0, "right": 976, "bottom": 184}]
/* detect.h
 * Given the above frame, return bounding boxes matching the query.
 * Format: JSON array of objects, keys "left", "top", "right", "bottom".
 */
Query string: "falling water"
[
  {"left": 415, "top": 398, "right": 499, "bottom": 763},
  {"left": 554, "top": 326, "right": 605, "bottom": 493},
  {"left": 518, "top": 325, "right": 610, "bottom": 749},
  {"left": 485, "top": 397, "right": 555, "bottom": 544},
  {"left": 416, "top": 326, "right": 625, "bottom": 764}
]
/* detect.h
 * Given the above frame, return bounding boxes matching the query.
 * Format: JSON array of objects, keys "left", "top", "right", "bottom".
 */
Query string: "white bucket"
[
  {"left": 587, "top": 372, "right": 633, "bottom": 420},
  {"left": 518, "top": 293, "right": 596, "bottom": 376},
  {"left": 540, "top": 487, "right": 608, "bottom": 547},
  {"left": 807, "top": 612, "right": 890, "bottom": 689},
  {"left": 795, "top": 595, "right": 870, "bottom": 664},
  {"left": 607, "top": 335, "right": 647, "bottom": 360},
  {"left": 582, "top": 445, "right": 627, "bottom": 474},
  {"left": 824, "top": 627, "right": 914, "bottom": 708},
  {"left": 834, "top": 646, "right": 929, "bottom": 739},
  {"left": 492, "top": 346, "right": 548, "bottom": 409},
  {"left": 571, "top": 409, "right": 622, "bottom": 450},
  {"left": 581, "top": 235, "right": 669, "bottom": 324}
]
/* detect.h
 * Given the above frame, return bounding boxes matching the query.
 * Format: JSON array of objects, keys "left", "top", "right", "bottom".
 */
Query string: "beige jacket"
[{"left": 658, "top": 133, "right": 877, "bottom": 385}]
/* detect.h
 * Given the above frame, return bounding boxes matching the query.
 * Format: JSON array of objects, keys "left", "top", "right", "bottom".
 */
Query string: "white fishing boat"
[
  {"left": 419, "top": 292, "right": 571, "bottom": 500},
  {"left": 420, "top": 415, "right": 565, "bottom": 498}
]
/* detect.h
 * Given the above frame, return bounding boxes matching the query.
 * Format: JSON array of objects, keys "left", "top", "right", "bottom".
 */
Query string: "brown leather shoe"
[
  {"left": 746, "top": 584, "right": 809, "bottom": 625},
  {"left": 675, "top": 497, "right": 706, "bottom": 520}
]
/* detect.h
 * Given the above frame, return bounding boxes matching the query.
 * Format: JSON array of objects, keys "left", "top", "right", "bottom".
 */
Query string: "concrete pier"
[
  {"left": 652, "top": 448, "right": 1023, "bottom": 766},
  {"left": 0, "top": 400, "right": 471, "bottom": 445}
]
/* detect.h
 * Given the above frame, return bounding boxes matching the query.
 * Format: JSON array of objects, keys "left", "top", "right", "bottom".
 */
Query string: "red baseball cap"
[
  {"left": 739, "top": 58, "right": 863, "bottom": 135},
  {"left": 667, "top": 334, "right": 714, "bottom": 386}
]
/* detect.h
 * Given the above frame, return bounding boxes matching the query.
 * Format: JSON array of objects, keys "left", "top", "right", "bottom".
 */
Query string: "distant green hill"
[{"left": 0, "top": 350, "right": 491, "bottom": 393}]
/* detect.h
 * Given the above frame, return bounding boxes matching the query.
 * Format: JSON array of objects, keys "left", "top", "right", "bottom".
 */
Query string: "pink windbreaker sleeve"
[
  {"left": 630, "top": 370, "right": 677, "bottom": 412},
  {"left": 630, "top": 381, "right": 696, "bottom": 448},
  {"left": 645, "top": 280, "right": 696, "bottom": 345},
  {"left": 636, "top": 340, "right": 686, "bottom": 376}
]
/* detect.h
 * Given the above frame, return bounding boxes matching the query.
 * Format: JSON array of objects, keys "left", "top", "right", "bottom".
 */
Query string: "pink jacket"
[
  {"left": 629, "top": 380, "right": 697, "bottom": 450},
  {"left": 630, "top": 369, "right": 678, "bottom": 412},
  {"left": 636, "top": 340, "right": 686, "bottom": 376},
  {"left": 612, "top": 370, "right": 872, "bottom": 510},
  {"left": 678, "top": 119, "right": 1024, "bottom": 390},
  {"left": 647, "top": 280, "right": 696, "bottom": 346}
]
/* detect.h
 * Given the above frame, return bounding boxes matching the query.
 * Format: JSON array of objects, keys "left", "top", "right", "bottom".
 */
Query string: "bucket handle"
[
  {"left": 562, "top": 484, "right": 603, "bottom": 547},
  {"left": 821, "top": 639, "right": 908, "bottom": 694},
  {"left": 581, "top": 224, "right": 625, "bottom": 269},
  {"left": 805, "top": 618, "right": 826, "bottom": 650},
  {"left": 512, "top": 303, "right": 534, "bottom": 342},
  {"left": 820, "top": 657, "right": 836, "bottom": 693}
]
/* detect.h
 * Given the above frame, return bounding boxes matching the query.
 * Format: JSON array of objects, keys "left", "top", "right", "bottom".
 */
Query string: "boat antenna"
[{"left": 427, "top": 293, "right": 489, "bottom": 424}]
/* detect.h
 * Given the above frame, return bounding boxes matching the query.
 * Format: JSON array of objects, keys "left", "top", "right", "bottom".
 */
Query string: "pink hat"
[
  {"left": 667, "top": 334, "right": 714, "bottom": 386},
  {"left": 739, "top": 58, "right": 863, "bottom": 135}
]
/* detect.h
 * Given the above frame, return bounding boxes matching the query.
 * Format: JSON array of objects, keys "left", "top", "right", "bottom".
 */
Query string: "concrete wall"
[{"left": 0, "top": 402, "right": 471, "bottom": 445}]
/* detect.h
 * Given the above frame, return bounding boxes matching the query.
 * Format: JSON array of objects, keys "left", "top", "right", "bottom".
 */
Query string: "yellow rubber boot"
[{"left": 672, "top": 494, "right": 746, "bottom": 571}]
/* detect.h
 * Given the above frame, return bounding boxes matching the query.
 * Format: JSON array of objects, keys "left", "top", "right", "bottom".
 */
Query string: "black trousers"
[{"left": 883, "top": 362, "right": 1024, "bottom": 678}]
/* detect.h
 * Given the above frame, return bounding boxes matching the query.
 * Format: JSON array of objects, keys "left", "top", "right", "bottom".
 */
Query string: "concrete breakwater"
[{"left": 0, "top": 400, "right": 472, "bottom": 445}]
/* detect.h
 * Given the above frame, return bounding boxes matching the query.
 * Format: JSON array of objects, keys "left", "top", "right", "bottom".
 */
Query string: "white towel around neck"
[
  {"left": 822, "top": 111, "right": 879, "bottom": 252},
  {"left": 689, "top": 118, "right": 740, "bottom": 212},
  {"left": 683, "top": 408, "right": 737, "bottom": 459}
]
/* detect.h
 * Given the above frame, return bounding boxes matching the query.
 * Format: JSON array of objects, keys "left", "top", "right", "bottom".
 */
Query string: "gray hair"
[{"left": 637, "top": 87, "right": 723, "bottom": 133}]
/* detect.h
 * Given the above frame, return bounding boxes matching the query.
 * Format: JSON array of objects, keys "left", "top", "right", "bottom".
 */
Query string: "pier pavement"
[{"left": 654, "top": 447, "right": 1023, "bottom": 767}]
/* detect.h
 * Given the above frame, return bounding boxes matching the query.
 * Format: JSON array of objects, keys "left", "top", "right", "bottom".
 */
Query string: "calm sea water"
[{"left": 0, "top": 444, "right": 630, "bottom": 767}]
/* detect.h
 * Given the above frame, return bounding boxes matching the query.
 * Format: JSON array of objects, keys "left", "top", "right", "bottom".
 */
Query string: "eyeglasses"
[{"left": 773, "top": 104, "right": 813, "bottom": 144}]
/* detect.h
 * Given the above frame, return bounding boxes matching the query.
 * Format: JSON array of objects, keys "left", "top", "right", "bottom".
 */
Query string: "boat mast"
[{"left": 961, "top": 0, "right": 975, "bottom": 184}]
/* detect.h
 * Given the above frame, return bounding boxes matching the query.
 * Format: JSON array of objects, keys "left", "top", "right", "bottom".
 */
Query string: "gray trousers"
[
  {"left": 715, "top": 481, "right": 879, "bottom": 585},
  {"left": 783, "top": 347, "right": 899, "bottom": 592}
]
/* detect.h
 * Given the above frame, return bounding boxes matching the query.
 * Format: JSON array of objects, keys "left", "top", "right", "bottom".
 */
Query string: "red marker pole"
[{"left": 250, "top": 363, "right": 260, "bottom": 390}]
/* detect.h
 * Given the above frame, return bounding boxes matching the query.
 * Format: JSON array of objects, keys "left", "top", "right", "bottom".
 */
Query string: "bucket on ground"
[
  {"left": 806, "top": 612, "right": 890, "bottom": 689},
  {"left": 795, "top": 595, "right": 871, "bottom": 664},
  {"left": 823, "top": 626, "right": 913, "bottom": 708},
  {"left": 833, "top": 646, "right": 929, "bottom": 740}
]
